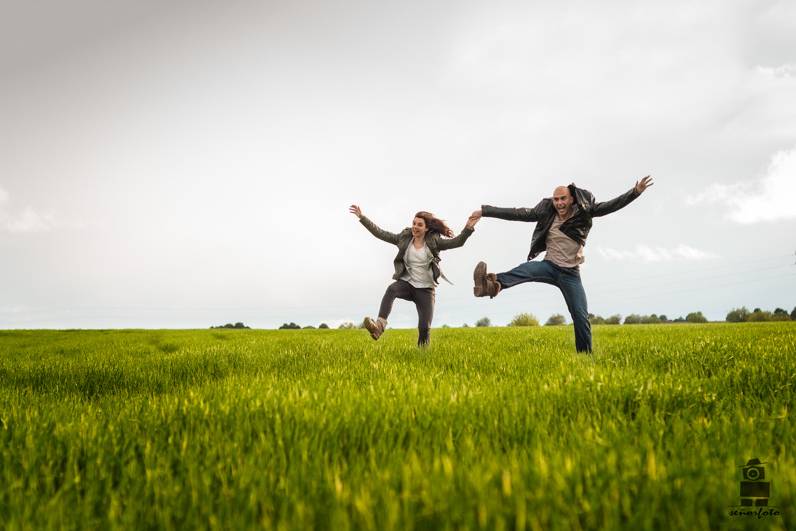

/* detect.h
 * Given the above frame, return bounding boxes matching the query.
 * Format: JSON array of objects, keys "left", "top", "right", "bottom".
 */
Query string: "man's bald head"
[{"left": 552, "top": 185, "right": 574, "bottom": 218}]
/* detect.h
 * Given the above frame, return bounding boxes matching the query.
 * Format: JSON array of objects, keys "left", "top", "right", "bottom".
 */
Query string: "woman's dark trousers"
[{"left": 378, "top": 280, "right": 435, "bottom": 346}]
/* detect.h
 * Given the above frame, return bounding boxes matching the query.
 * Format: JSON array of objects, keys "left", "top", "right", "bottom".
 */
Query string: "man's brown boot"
[
  {"left": 473, "top": 262, "right": 502, "bottom": 298},
  {"left": 364, "top": 317, "right": 386, "bottom": 340},
  {"left": 473, "top": 261, "right": 488, "bottom": 297},
  {"left": 485, "top": 273, "right": 502, "bottom": 298}
]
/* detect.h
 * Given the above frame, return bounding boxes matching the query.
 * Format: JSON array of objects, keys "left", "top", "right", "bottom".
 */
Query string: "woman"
[{"left": 350, "top": 204, "right": 480, "bottom": 346}]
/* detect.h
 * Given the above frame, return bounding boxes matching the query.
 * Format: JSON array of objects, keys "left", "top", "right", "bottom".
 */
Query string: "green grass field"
[{"left": 1, "top": 323, "right": 794, "bottom": 530}]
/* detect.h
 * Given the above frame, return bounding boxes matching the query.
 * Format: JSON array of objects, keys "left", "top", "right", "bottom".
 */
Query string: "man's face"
[{"left": 552, "top": 186, "right": 574, "bottom": 217}]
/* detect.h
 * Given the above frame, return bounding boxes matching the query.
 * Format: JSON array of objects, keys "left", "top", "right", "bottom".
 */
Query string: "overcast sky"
[{"left": 1, "top": 0, "right": 795, "bottom": 329}]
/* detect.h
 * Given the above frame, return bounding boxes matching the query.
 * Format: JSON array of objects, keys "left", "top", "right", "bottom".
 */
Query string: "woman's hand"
[
  {"left": 349, "top": 205, "right": 363, "bottom": 218},
  {"left": 465, "top": 210, "right": 481, "bottom": 230}
]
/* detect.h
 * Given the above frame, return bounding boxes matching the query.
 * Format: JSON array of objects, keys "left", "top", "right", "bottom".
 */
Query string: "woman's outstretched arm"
[
  {"left": 437, "top": 211, "right": 480, "bottom": 250},
  {"left": 350, "top": 204, "right": 400, "bottom": 245}
]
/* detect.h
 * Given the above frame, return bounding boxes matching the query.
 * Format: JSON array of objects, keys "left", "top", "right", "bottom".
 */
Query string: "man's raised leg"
[{"left": 495, "top": 260, "right": 558, "bottom": 289}]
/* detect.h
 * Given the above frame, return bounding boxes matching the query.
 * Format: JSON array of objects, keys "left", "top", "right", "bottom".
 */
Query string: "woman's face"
[{"left": 411, "top": 216, "right": 428, "bottom": 238}]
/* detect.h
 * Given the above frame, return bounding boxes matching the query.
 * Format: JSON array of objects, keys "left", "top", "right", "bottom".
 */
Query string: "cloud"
[
  {"left": 685, "top": 145, "right": 796, "bottom": 223},
  {"left": 0, "top": 186, "right": 55, "bottom": 233},
  {"left": 4, "top": 206, "right": 55, "bottom": 233},
  {"left": 597, "top": 245, "right": 718, "bottom": 262},
  {"left": 756, "top": 63, "right": 796, "bottom": 79}
]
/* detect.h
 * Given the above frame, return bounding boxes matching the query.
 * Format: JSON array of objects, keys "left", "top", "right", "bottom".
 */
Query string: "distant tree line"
[
  {"left": 621, "top": 312, "right": 707, "bottom": 324},
  {"left": 725, "top": 306, "right": 795, "bottom": 322},
  {"left": 588, "top": 314, "right": 622, "bottom": 325},
  {"left": 278, "top": 322, "right": 370, "bottom": 329},
  {"left": 210, "top": 322, "right": 250, "bottom": 329},
  {"left": 279, "top": 322, "right": 331, "bottom": 329},
  {"left": 470, "top": 306, "right": 796, "bottom": 327},
  {"left": 273, "top": 306, "right": 795, "bottom": 330}
]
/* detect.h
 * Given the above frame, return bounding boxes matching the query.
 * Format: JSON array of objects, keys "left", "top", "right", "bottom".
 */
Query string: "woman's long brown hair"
[{"left": 414, "top": 211, "right": 453, "bottom": 238}]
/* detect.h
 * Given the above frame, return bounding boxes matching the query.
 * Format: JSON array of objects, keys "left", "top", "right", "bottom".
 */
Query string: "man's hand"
[
  {"left": 349, "top": 204, "right": 363, "bottom": 218},
  {"left": 635, "top": 176, "right": 654, "bottom": 194}
]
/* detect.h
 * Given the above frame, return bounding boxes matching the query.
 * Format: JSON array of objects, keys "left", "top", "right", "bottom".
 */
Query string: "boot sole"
[
  {"left": 473, "top": 261, "right": 487, "bottom": 297},
  {"left": 363, "top": 317, "right": 382, "bottom": 340}
]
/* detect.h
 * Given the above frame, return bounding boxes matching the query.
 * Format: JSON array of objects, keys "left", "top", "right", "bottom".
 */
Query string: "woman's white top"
[{"left": 401, "top": 242, "right": 435, "bottom": 288}]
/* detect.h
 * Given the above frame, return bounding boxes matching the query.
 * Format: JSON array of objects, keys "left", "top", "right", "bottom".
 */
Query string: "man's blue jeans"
[{"left": 496, "top": 260, "right": 592, "bottom": 353}]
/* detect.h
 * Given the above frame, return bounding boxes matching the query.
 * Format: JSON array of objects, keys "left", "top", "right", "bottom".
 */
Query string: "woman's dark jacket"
[
  {"left": 481, "top": 183, "right": 641, "bottom": 261},
  {"left": 359, "top": 216, "right": 474, "bottom": 285}
]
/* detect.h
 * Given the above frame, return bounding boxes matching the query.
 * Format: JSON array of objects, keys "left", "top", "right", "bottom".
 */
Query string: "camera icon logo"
[
  {"left": 739, "top": 458, "right": 769, "bottom": 507},
  {"left": 742, "top": 461, "right": 764, "bottom": 481}
]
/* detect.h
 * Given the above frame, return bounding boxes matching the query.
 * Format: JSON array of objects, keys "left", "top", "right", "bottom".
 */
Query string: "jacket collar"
[
  {"left": 399, "top": 230, "right": 440, "bottom": 256},
  {"left": 567, "top": 183, "right": 595, "bottom": 212}
]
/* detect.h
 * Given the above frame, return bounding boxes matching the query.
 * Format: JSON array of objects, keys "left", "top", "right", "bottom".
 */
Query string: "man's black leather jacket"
[{"left": 481, "top": 183, "right": 641, "bottom": 261}]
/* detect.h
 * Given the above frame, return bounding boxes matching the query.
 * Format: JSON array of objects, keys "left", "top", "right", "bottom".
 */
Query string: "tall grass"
[{"left": 1, "top": 324, "right": 794, "bottom": 530}]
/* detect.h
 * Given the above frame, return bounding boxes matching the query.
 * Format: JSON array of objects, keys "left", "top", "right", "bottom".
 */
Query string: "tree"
[
  {"left": 726, "top": 307, "right": 750, "bottom": 323},
  {"left": 772, "top": 308, "right": 789, "bottom": 321},
  {"left": 510, "top": 313, "right": 539, "bottom": 326},
  {"left": 658, "top": 315, "right": 668, "bottom": 322},
  {"left": 318, "top": 323, "right": 329, "bottom": 329},
  {"left": 338, "top": 322, "right": 356, "bottom": 329},
  {"left": 748, "top": 310, "right": 773, "bottom": 322},
  {"left": 475, "top": 317, "right": 491, "bottom": 327},
  {"left": 791, "top": 307, "right": 796, "bottom": 320},
  {"left": 545, "top": 314, "right": 566, "bottom": 326},
  {"left": 605, "top": 314, "right": 622, "bottom": 325},
  {"left": 302, "top": 325, "right": 315, "bottom": 329},
  {"left": 624, "top": 314, "right": 642, "bottom": 325},
  {"left": 686, "top": 311, "right": 708, "bottom": 323},
  {"left": 640, "top": 314, "right": 661, "bottom": 324},
  {"left": 279, "top": 322, "right": 300, "bottom": 329},
  {"left": 589, "top": 313, "right": 605, "bottom": 325},
  {"left": 211, "top": 322, "right": 250, "bottom": 329}
]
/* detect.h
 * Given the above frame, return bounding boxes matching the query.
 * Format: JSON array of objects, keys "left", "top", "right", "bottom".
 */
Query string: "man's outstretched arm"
[
  {"left": 591, "top": 176, "right": 654, "bottom": 218},
  {"left": 476, "top": 199, "right": 545, "bottom": 222}
]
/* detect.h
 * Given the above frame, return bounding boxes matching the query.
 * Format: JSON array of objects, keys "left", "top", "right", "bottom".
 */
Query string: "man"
[{"left": 470, "top": 176, "right": 654, "bottom": 353}]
